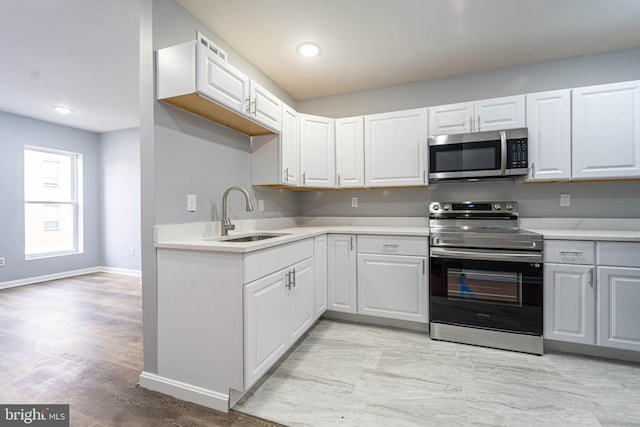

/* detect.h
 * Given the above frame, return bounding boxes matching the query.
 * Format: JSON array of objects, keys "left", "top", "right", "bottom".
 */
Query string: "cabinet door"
[
  {"left": 299, "top": 114, "right": 336, "bottom": 187},
  {"left": 428, "top": 102, "right": 474, "bottom": 136},
  {"left": 327, "top": 235, "right": 357, "bottom": 313},
  {"left": 543, "top": 263, "right": 595, "bottom": 345},
  {"left": 196, "top": 42, "right": 249, "bottom": 113},
  {"left": 597, "top": 266, "right": 640, "bottom": 351},
  {"left": 288, "top": 258, "right": 315, "bottom": 343},
  {"left": 475, "top": 95, "right": 526, "bottom": 132},
  {"left": 357, "top": 254, "right": 428, "bottom": 323},
  {"left": 250, "top": 80, "right": 282, "bottom": 132},
  {"left": 335, "top": 116, "right": 365, "bottom": 188},
  {"left": 364, "top": 108, "right": 428, "bottom": 187},
  {"left": 244, "top": 269, "right": 288, "bottom": 389},
  {"left": 281, "top": 104, "right": 299, "bottom": 186},
  {"left": 314, "top": 235, "right": 328, "bottom": 319},
  {"left": 572, "top": 80, "right": 640, "bottom": 179},
  {"left": 526, "top": 90, "right": 572, "bottom": 181}
]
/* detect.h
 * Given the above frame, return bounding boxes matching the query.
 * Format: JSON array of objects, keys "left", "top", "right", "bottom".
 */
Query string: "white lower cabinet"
[
  {"left": 327, "top": 234, "right": 357, "bottom": 313},
  {"left": 327, "top": 234, "right": 429, "bottom": 323},
  {"left": 596, "top": 242, "right": 640, "bottom": 352},
  {"left": 357, "top": 235, "right": 428, "bottom": 323},
  {"left": 243, "top": 239, "right": 315, "bottom": 389},
  {"left": 544, "top": 263, "right": 595, "bottom": 344},
  {"left": 357, "top": 253, "right": 428, "bottom": 322},
  {"left": 544, "top": 240, "right": 640, "bottom": 353},
  {"left": 314, "top": 235, "right": 328, "bottom": 319},
  {"left": 244, "top": 267, "right": 288, "bottom": 388}
]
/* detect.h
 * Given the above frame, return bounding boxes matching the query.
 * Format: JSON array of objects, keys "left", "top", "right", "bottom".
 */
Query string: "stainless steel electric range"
[{"left": 429, "top": 201, "right": 544, "bottom": 355}]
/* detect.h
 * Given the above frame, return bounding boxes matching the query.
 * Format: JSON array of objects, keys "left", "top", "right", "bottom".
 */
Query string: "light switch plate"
[
  {"left": 258, "top": 200, "right": 264, "bottom": 212},
  {"left": 187, "top": 194, "right": 197, "bottom": 212}
]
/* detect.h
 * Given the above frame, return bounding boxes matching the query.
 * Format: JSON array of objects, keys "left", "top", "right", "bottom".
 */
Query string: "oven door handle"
[{"left": 430, "top": 247, "right": 542, "bottom": 263}]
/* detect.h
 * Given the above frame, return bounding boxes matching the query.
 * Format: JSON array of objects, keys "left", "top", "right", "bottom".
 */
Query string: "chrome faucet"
[{"left": 221, "top": 186, "right": 254, "bottom": 236}]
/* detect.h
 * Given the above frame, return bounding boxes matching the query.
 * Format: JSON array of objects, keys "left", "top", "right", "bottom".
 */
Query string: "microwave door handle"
[{"left": 500, "top": 131, "right": 507, "bottom": 175}]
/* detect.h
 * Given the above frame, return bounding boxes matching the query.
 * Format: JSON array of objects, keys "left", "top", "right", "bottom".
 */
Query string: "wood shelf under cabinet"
[{"left": 160, "top": 93, "right": 275, "bottom": 136}]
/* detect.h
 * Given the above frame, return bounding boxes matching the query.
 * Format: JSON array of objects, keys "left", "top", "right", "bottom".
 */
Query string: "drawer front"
[
  {"left": 244, "top": 238, "right": 314, "bottom": 284},
  {"left": 357, "top": 235, "right": 429, "bottom": 256},
  {"left": 544, "top": 240, "right": 595, "bottom": 264},
  {"left": 598, "top": 242, "right": 640, "bottom": 268}
]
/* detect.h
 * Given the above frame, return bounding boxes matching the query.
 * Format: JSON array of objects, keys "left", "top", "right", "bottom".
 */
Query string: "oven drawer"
[
  {"left": 357, "top": 235, "right": 429, "bottom": 256},
  {"left": 544, "top": 240, "right": 595, "bottom": 264}
]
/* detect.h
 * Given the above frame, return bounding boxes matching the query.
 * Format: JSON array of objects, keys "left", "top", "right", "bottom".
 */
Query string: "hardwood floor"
[{"left": 0, "top": 273, "right": 283, "bottom": 427}]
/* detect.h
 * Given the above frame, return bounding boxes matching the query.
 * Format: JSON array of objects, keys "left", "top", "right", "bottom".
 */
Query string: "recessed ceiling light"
[
  {"left": 297, "top": 43, "right": 320, "bottom": 57},
  {"left": 53, "top": 106, "right": 73, "bottom": 114}
]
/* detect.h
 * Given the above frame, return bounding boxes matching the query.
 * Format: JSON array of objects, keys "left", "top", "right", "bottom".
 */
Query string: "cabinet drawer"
[
  {"left": 244, "top": 238, "right": 314, "bottom": 284},
  {"left": 357, "top": 235, "right": 428, "bottom": 256},
  {"left": 597, "top": 242, "right": 640, "bottom": 267},
  {"left": 544, "top": 240, "right": 595, "bottom": 264}
]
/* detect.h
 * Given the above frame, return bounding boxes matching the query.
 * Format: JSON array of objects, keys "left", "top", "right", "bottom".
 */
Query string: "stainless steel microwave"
[{"left": 428, "top": 128, "right": 529, "bottom": 181}]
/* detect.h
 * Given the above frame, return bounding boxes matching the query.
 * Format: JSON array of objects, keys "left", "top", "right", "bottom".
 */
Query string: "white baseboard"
[
  {"left": 0, "top": 266, "right": 141, "bottom": 290},
  {"left": 139, "top": 371, "right": 230, "bottom": 413},
  {"left": 99, "top": 266, "right": 142, "bottom": 277},
  {"left": 0, "top": 267, "right": 101, "bottom": 290}
]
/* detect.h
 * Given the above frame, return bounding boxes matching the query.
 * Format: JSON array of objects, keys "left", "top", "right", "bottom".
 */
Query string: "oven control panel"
[{"left": 429, "top": 201, "right": 518, "bottom": 216}]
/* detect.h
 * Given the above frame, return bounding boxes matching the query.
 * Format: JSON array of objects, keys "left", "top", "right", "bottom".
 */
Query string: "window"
[{"left": 24, "top": 147, "right": 82, "bottom": 258}]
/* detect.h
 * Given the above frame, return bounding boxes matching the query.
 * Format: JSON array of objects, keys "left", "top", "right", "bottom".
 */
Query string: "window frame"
[{"left": 24, "top": 146, "right": 82, "bottom": 259}]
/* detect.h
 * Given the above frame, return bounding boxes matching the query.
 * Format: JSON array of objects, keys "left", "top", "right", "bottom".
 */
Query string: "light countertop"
[{"left": 155, "top": 217, "right": 640, "bottom": 254}]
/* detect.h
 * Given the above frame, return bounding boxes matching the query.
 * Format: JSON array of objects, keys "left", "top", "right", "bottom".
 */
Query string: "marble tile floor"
[{"left": 235, "top": 319, "right": 640, "bottom": 426}]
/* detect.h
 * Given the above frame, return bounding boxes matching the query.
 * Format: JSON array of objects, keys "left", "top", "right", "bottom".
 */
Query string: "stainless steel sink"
[{"left": 206, "top": 233, "right": 289, "bottom": 243}]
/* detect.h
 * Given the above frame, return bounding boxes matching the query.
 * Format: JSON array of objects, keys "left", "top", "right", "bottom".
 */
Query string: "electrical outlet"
[
  {"left": 0, "top": 257, "right": 5, "bottom": 267},
  {"left": 351, "top": 197, "right": 358, "bottom": 208},
  {"left": 258, "top": 200, "right": 264, "bottom": 212},
  {"left": 187, "top": 194, "right": 197, "bottom": 212},
  {"left": 560, "top": 193, "right": 571, "bottom": 207}
]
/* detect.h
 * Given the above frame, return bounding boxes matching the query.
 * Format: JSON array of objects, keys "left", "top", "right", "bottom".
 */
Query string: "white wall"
[
  {"left": 100, "top": 128, "right": 141, "bottom": 273},
  {"left": 0, "top": 111, "right": 102, "bottom": 285}
]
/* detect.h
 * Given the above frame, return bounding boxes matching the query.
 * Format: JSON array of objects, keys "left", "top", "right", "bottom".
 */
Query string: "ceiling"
[
  {"left": 0, "top": 0, "right": 139, "bottom": 133},
  {"left": 1, "top": 1, "right": 639, "bottom": 134},
  {"left": 179, "top": 0, "right": 640, "bottom": 100}
]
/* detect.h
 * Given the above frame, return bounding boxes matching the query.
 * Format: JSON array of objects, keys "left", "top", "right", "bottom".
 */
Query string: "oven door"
[
  {"left": 429, "top": 133, "right": 505, "bottom": 180},
  {"left": 430, "top": 247, "right": 543, "bottom": 335}
]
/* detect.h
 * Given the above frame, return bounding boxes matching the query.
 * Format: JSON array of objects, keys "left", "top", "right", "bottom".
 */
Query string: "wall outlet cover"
[
  {"left": 187, "top": 194, "right": 197, "bottom": 212},
  {"left": 560, "top": 193, "right": 571, "bottom": 207},
  {"left": 351, "top": 197, "right": 358, "bottom": 208}
]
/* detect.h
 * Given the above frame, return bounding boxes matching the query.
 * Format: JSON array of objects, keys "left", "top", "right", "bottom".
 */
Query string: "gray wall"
[
  {"left": 298, "top": 181, "right": 640, "bottom": 218},
  {"left": 0, "top": 111, "right": 102, "bottom": 283},
  {"left": 100, "top": 128, "right": 141, "bottom": 271},
  {"left": 297, "top": 47, "right": 640, "bottom": 219},
  {"left": 297, "top": 48, "right": 640, "bottom": 118},
  {"left": 152, "top": 0, "right": 299, "bottom": 225}
]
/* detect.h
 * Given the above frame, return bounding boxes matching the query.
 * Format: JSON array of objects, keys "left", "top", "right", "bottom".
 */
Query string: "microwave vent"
[{"left": 197, "top": 31, "right": 228, "bottom": 62}]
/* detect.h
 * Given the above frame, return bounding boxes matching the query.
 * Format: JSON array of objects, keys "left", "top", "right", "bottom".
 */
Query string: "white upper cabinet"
[
  {"left": 428, "top": 102, "right": 474, "bottom": 135},
  {"left": 299, "top": 114, "right": 336, "bottom": 188},
  {"left": 251, "top": 103, "right": 298, "bottom": 187},
  {"left": 364, "top": 108, "right": 428, "bottom": 187},
  {"left": 156, "top": 34, "right": 282, "bottom": 135},
  {"left": 572, "top": 80, "right": 640, "bottom": 180},
  {"left": 526, "top": 90, "right": 572, "bottom": 181},
  {"left": 196, "top": 40, "right": 249, "bottom": 114},
  {"left": 335, "top": 116, "right": 365, "bottom": 188},
  {"left": 429, "top": 95, "right": 525, "bottom": 135},
  {"left": 280, "top": 104, "right": 299, "bottom": 186},
  {"left": 249, "top": 80, "right": 282, "bottom": 132}
]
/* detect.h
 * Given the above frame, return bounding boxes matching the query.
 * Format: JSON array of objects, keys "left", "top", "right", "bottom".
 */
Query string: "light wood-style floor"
[{"left": 0, "top": 273, "right": 282, "bottom": 427}]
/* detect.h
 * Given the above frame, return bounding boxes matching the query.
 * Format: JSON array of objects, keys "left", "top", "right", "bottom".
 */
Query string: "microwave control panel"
[{"left": 508, "top": 138, "right": 528, "bottom": 169}]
